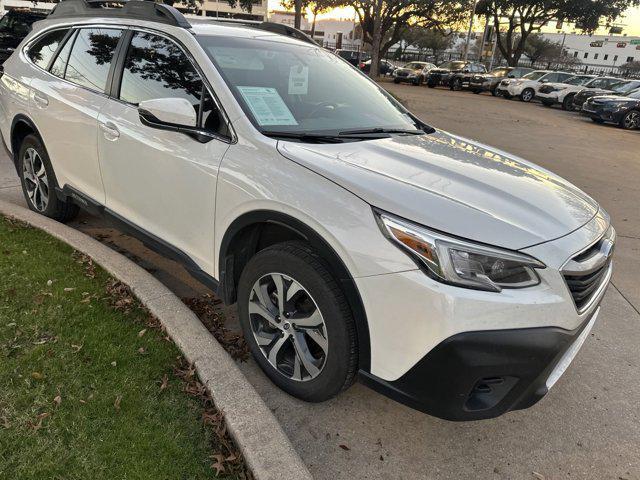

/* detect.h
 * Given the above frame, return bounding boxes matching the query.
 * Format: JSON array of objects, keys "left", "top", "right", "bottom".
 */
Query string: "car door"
[
  {"left": 97, "top": 30, "right": 231, "bottom": 274},
  {"left": 29, "top": 27, "right": 124, "bottom": 204}
]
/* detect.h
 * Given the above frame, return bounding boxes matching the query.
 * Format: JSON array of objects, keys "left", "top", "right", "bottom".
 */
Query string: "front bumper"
[
  {"left": 581, "top": 104, "right": 626, "bottom": 123},
  {"left": 360, "top": 306, "right": 601, "bottom": 421}
]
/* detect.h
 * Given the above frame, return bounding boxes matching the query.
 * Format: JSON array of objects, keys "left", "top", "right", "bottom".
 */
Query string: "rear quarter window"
[{"left": 28, "top": 29, "right": 69, "bottom": 70}]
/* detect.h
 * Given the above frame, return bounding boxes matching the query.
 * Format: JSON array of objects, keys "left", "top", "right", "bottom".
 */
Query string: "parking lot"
[{"left": 1, "top": 83, "right": 639, "bottom": 480}]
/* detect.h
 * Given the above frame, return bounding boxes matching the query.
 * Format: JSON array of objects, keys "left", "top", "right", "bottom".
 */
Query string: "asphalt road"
[{"left": 1, "top": 84, "right": 639, "bottom": 480}]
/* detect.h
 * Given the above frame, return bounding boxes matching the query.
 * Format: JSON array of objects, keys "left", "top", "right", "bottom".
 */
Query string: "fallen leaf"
[
  {"left": 137, "top": 347, "right": 145, "bottom": 355},
  {"left": 339, "top": 444, "right": 350, "bottom": 451},
  {"left": 533, "top": 472, "right": 545, "bottom": 480},
  {"left": 29, "top": 412, "right": 50, "bottom": 431},
  {"left": 31, "top": 372, "right": 44, "bottom": 380},
  {"left": 71, "top": 344, "right": 83, "bottom": 353},
  {"left": 63, "top": 287, "right": 76, "bottom": 292},
  {"left": 47, "top": 280, "right": 53, "bottom": 286},
  {"left": 53, "top": 395, "right": 62, "bottom": 407},
  {"left": 138, "top": 329, "right": 147, "bottom": 337},
  {"left": 114, "top": 395, "right": 122, "bottom": 412},
  {"left": 160, "top": 374, "right": 169, "bottom": 391},
  {"left": 1, "top": 416, "right": 10, "bottom": 429},
  {"left": 210, "top": 453, "right": 225, "bottom": 476},
  {"left": 111, "top": 361, "right": 117, "bottom": 367}
]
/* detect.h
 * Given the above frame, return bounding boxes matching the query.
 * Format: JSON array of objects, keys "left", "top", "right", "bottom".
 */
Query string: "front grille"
[
  {"left": 563, "top": 263, "right": 610, "bottom": 311},
  {"left": 562, "top": 228, "right": 615, "bottom": 312}
]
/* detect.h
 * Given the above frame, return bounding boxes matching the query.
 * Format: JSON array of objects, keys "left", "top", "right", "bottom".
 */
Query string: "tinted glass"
[
  {"left": 120, "top": 32, "right": 224, "bottom": 133},
  {"left": 612, "top": 81, "right": 640, "bottom": 93},
  {"left": 439, "top": 61, "right": 466, "bottom": 70},
  {"left": 65, "top": 28, "right": 122, "bottom": 92},
  {"left": 490, "top": 68, "right": 509, "bottom": 77},
  {"left": 625, "top": 88, "right": 640, "bottom": 99},
  {"left": 50, "top": 30, "right": 76, "bottom": 78},
  {"left": 29, "top": 29, "right": 68, "bottom": 69},
  {"left": 565, "top": 76, "right": 594, "bottom": 86},
  {"left": 198, "top": 35, "right": 418, "bottom": 134}
]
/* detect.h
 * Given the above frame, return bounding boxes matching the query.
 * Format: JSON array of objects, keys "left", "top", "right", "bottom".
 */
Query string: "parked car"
[
  {"left": 426, "top": 61, "right": 486, "bottom": 89},
  {"left": 0, "top": 9, "right": 47, "bottom": 63},
  {"left": 497, "top": 70, "right": 573, "bottom": 102},
  {"left": 537, "top": 75, "right": 596, "bottom": 110},
  {"left": 538, "top": 76, "right": 624, "bottom": 111},
  {"left": 335, "top": 49, "right": 369, "bottom": 67},
  {"left": 581, "top": 88, "right": 640, "bottom": 130},
  {"left": 469, "top": 66, "right": 533, "bottom": 96},
  {"left": 573, "top": 79, "right": 640, "bottom": 111},
  {"left": 0, "top": 0, "right": 615, "bottom": 421},
  {"left": 359, "top": 58, "right": 395, "bottom": 76},
  {"left": 392, "top": 61, "right": 435, "bottom": 85}
]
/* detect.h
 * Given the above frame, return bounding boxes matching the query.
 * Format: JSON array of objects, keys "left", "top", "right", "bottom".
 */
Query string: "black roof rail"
[
  {"left": 48, "top": 0, "right": 192, "bottom": 29},
  {"left": 205, "top": 17, "right": 317, "bottom": 45}
]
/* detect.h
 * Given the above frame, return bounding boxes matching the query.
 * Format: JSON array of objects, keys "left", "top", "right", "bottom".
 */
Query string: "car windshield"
[
  {"left": 439, "top": 61, "right": 466, "bottom": 70},
  {"left": 489, "top": 69, "right": 509, "bottom": 77},
  {"left": 197, "top": 36, "right": 420, "bottom": 136},
  {"left": 565, "top": 76, "right": 594, "bottom": 85},
  {"left": 612, "top": 81, "right": 639, "bottom": 93},
  {"left": 624, "top": 88, "right": 640, "bottom": 99},
  {"left": 0, "top": 12, "right": 38, "bottom": 35},
  {"left": 403, "top": 62, "right": 424, "bottom": 69},
  {"left": 523, "top": 71, "right": 547, "bottom": 80}
]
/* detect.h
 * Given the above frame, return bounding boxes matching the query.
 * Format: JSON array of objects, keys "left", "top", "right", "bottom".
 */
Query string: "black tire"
[
  {"left": 451, "top": 78, "right": 462, "bottom": 91},
  {"left": 562, "top": 94, "right": 575, "bottom": 111},
  {"left": 520, "top": 88, "right": 535, "bottom": 102},
  {"left": 427, "top": 79, "right": 436, "bottom": 88},
  {"left": 591, "top": 117, "right": 605, "bottom": 124},
  {"left": 619, "top": 109, "right": 640, "bottom": 130},
  {"left": 472, "top": 89, "right": 481, "bottom": 94},
  {"left": 17, "top": 134, "right": 79, "bottom": 222},
  {"left": 237, "top": 241, "right": 358, "bottom": 402},
  {"left": 393, "top": 78, "right": 401, "bottom": 84},
  {"left": 490, "top": 87, "right": 498, "bottom": 97}
]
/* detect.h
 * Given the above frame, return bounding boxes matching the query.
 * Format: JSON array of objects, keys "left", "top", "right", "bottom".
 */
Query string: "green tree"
[
  {"left": 338, "top": 0, "right": 470, "bottom": 77},
  {"left": 476, "top": 0, "right": 640, "bottom": 66},
  {"left": 619, "top": 60, "right": 640, "bottom": 75},
  {"left": 413, "top": 28, "right": 454, "bottom": 64},
  {"left": 524, "top": 33, "right": 562, "bottom": 64},
  {"left": 280, "top": 0, "right": 341, "bottom": 36}
]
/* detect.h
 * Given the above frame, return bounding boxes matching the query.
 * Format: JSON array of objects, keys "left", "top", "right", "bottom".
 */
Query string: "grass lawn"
[{"left": 0, "top": 216, "right": 244, "bottom": 479}]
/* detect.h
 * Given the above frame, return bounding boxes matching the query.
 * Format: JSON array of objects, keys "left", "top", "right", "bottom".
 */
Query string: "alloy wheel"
[
  {"left": 623, "top": 111, "right": 640, "bottom": 130},
  {"left": 248, "top": 273, "right": 328, "bottom": 382},
  {"left": 522, "top": 89, "right": 534, "bottom": 102},
  {"left": 22, "top": 147, "right": 49, "bottom": 212}
]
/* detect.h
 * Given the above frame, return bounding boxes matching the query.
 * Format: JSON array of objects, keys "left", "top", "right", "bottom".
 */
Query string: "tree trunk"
[
  {"left": 369, "top": 0, "right": 384, "bottom": 79},
  {"left": 311, "top": 11, "right": 317, "bottom": 37},
  {"left": 294, "top": 0, "right": 302, "bottom": 30}
]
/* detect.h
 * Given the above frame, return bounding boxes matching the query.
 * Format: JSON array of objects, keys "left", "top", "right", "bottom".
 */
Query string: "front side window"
[
  {"left": 612, "top": 81, "right": 640, "bottom": 93},
  {"left": 565, "top": 76, "right": 594, "bottom": 86},
  {"left": 197, "top": 35, "right": 419, "bottom": 135},
  {"left": 28, "top": 29, "right": 69, "bottom": 69},
  {"left": 65, "top": 28, "right": 122, "bottom": 93},
  {"left": 119, "top": 31, "right": 226, "bottom": 135},
  {"left": 524, "top": 71, "right": 547, "bottom": 81}
]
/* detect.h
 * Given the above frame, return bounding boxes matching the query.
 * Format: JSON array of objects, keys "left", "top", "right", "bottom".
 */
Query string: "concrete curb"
[{"left": 0, "top": 199, "right": 313, "bottom": 480}]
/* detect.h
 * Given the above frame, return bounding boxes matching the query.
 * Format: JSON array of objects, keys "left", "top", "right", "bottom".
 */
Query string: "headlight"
[
  {"left": 606, "top": 101, "right": 629, "bottom": 108},
  {"left": 376, "top": 211, "right": 545, "bottom": 292}
]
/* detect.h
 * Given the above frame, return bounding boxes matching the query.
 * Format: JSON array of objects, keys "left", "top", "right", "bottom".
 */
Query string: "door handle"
[
  {"left": 32, "top": 91, "right": 49, "bottom": 108},
  {"left": 99, "top": 121, "right": 120, "bottom": 141}
]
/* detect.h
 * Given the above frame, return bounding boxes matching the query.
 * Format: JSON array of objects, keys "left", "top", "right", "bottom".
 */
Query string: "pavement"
[{"left": 1, "top": 85, "right": 639, "bottom": 480}]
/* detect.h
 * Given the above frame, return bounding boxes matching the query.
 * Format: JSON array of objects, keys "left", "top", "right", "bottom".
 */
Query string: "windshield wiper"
[
  {"left": 337, "top": 127, "right": 425, "bottom": 136},
  {"left": 261, "top": 131, "right": 346, "bottom": 143}
]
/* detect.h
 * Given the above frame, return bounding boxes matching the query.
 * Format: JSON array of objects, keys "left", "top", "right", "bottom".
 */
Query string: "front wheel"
[
  {"left": 18, "top": 134, "right": 79, "bottom": 222},
  {"left": 451, "top": 78, "right": 463, "bottom": 91},
  {"left": 237, "top": 242, "right": 358, "bottom": 402},
  {"left": 393, "top": 78, "right": 401, "bottom": 84},
  {"left": 562, "top": 94, "right": 576, "bottom": 111},
  {"left": 620, "top": 110, "right": 640, "bottom": 130},
  {"left": 520, "top": 88, "right": 535, "bottom": 102}
]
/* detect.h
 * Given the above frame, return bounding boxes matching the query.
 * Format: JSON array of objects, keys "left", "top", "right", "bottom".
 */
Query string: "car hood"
[
  {"left": 591, "top": 94, "right": 638, "bottom": 103},
  {"left": 396, "top": 67, "right": 420, "bottom": 74},
  {"left": 277, "top": 130, "right": 599, "bottom": 250},
  {"left": 577, "top": 88, "right": 611, "bottom": 97}
]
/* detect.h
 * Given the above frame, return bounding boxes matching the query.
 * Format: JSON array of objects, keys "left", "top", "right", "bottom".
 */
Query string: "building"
[
  {"left": 543, "top": 32, "right": 639, "bottom": 67},
  {"left": 174, "top": 0, "right": 267, "bottom": 21}
]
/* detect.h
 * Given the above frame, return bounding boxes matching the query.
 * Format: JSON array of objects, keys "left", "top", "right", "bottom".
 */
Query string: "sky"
[{"left": 267, "top": 2, "right": 640, "bottom": 36}]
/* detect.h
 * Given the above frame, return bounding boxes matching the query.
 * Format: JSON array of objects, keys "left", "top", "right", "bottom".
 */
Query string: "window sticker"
[
  {"left": 288, "top": 65, "right": 309, "bottom": 95},
  {"left": 237, "top": 86, "right": 298, "bottom": 126}
]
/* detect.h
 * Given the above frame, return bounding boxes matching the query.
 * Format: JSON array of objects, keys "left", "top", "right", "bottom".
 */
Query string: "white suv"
[
  {"left": 538, "top": 76, "right": 623, "bottom": 111},
  {"left": 0, "top": 1, "right": 615, "bottom": 421},
  {"left": 498, "top": 70, "right": 573, "bottom": 102}
]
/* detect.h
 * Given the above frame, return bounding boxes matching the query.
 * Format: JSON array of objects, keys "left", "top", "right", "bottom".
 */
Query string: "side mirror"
[{"left": 139, "top": 97, "right": 197, "bottom": 128}]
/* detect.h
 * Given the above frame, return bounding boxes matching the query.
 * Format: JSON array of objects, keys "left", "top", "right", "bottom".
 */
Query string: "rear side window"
[
  {"left": 119, "top": 31, "right": 227, "bottom": 136},
  {"left": 50, "top": 30, "right": 76, "bottom": 78},
  {"left": 64, "top": 28, "right": 122, "bottom": 93},
  {"left": 28, "top": 29, "right": 69, "bottom": 69}
]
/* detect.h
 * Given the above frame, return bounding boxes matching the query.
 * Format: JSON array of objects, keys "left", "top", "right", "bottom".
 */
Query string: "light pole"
[{"left": 463, "top": 0, "right": 479, "bottom": 61}]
